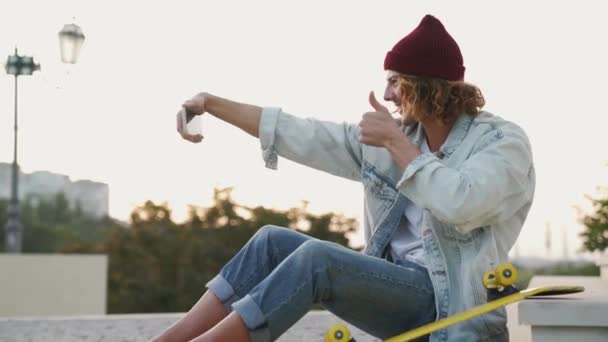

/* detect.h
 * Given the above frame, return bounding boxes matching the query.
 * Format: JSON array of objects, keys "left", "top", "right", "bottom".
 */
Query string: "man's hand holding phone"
[{"left": 176, "top": 93, "right": 208, "bottom": 143}]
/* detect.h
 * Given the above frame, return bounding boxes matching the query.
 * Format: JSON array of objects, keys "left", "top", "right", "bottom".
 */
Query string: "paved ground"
[{"left": 0, "top": 305, "right": 530, "bottom": 342}]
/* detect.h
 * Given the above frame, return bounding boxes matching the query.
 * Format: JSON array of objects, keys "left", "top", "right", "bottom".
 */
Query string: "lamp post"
[
  {"left": 4, "top": 49, "right": 40, "bottom": 253},
  {"left": 3, "top": 23, "right": 85, "bottom": 253}
]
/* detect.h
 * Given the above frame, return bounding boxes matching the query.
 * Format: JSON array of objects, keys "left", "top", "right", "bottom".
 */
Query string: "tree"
[
  {"left": 0, "top": 187, "right": 360, "bottom": 313},
  {"left": 580, "top": 191, "right": 608, "bottom": 252},
  {"left": 0, "top": 193, "right": 108, "bottom": 253}
]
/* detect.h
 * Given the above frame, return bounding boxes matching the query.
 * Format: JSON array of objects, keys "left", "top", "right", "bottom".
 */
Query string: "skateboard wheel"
[
  {"left": 495, "top": 263, "right": 517, "bottom": 287},
  {"left": 325, "top": 324, "right": 352, "bottom": 342},
  {"left": 482, "top": 270, "right": 497, "bottom": 288}
]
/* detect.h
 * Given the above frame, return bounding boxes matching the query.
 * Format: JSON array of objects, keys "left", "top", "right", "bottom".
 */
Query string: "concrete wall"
[{"left": 0, "top": 254, "right": 107, "bottom": 317}]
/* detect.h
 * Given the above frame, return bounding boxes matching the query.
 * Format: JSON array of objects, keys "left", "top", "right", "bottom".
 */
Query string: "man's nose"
[{"left": 383, "top": 86, "right": 392, "bottom": 102}]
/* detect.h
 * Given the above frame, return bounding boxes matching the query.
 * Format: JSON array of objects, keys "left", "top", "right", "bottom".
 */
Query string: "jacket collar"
[{"left": 403, "top": 113, "right": 474, "bottom": 157}]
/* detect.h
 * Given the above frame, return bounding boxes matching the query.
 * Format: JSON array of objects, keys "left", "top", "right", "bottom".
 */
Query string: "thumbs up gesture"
[{"left": 358, "top": 91, "right": 402, "bottom": 147}]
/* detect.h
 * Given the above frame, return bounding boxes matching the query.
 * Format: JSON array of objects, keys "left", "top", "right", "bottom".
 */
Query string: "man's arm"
[
  {"left": 183, "top": 92, "right": 262, "bottom": 138},
  {"left": 180, "top": 92, "right": 364, "bottom": 181},
  {"left": 396, "top": 127, "right": 535, "bottom": 233}
]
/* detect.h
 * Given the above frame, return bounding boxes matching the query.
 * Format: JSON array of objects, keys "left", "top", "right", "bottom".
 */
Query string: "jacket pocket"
[
  {"left": 439, "top": 222, "right": 487, "bottom": 244},
  {"left": 362, "top": 163, "right": 397, "bottom": 221}
]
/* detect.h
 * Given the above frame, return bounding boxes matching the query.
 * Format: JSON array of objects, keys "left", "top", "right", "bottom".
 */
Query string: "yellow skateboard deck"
[
  {"left": 325, "top": 264, "right": 584, "bottom": 342},
  {"left": 385, "top": 285, "right": 584, "bottom": 342}
]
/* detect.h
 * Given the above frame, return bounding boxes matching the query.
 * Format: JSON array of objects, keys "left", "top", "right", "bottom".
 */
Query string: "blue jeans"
[{"left": 206, "top": 225, "right": 436, "bottom": 341}]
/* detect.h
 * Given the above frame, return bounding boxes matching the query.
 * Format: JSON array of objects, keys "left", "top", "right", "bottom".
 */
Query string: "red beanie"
[{"left": 384, "top": 15, "right": 465, "bottom": 81}]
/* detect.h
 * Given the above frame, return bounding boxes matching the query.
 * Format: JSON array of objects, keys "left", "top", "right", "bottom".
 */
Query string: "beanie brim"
[{"left": 384, "top": 50, "right": 465, "bottom": 81}]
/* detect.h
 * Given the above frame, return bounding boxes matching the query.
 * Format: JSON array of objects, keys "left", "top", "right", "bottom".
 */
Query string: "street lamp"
[
  {"left": 4, "top": 23, "right": 85, "bottom": 253},
  {"left": 58, "top": 23, "right": 85, "bottom": 64}
]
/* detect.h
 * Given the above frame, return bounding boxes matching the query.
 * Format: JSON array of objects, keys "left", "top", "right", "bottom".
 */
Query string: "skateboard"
[{"left": 325, "top": 263, "right": 584, "bottom": 342}]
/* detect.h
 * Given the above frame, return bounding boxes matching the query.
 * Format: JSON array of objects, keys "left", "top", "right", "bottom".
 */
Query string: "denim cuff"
[
  {"left": 232, "top": 294, "right": 272, "bottom": 342},
  {"left": 259, "top": 107, "right": 282, "bottom": 170},
  {"left": 205, "top": 275, "right": 240, "bottom": 313}
]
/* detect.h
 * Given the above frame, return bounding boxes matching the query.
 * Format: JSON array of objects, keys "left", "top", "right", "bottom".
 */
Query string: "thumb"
[{"left": 369, "top": 91, "right": 390, "bottom": 115}]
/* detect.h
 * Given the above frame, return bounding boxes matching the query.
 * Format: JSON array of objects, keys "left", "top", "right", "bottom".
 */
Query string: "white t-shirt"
[{"left": 389, "top": 138, "right": 430, "bottom": 267}]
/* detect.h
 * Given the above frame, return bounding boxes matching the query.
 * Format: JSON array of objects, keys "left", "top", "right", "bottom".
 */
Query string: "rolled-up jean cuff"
[
  {"left": 232, "top": 294, "right": 271, "bottom": 342},
  {"left": 205, "top": 275, "right": 240, "bottom": 312}
]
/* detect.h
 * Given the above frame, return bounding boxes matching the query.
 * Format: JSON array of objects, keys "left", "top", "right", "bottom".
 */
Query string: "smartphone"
[{"left": 180, "top": 108, "right": 202, "bottom": 135}]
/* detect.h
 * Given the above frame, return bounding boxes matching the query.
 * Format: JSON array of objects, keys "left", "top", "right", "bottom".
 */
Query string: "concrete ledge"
[
  {"left": 0, "top": 306, "right": 532, "bottom": 341},
  {"left": 519, "top": 298, "right": 608, "bottom": 327},
  {"left": 0, "top": 302, "right": 532, "bottom": 341},
  {"left": 518, "top": 276, "right": 608, "bottom": 342},
  {"left": 0, "top": 311, "right": 380, "bottom": 342},
  {"left": 530, "top": 326, "right": 608, "bottom": 342}
]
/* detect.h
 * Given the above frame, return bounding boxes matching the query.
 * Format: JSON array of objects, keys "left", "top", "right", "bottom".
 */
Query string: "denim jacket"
[{"left": 258, "top": 107, "right": 535, "bottom": 342}]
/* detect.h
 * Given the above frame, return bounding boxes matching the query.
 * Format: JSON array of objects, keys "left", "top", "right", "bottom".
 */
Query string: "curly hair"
[{"left": 396, "top": 75, "right": 485, "bottom": 126}]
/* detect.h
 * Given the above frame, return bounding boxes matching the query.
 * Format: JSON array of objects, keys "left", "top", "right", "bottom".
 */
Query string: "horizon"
[
  {"left": 2, "top": 1, "right": 607, "bottom": 260},
  {"left": 0, "top": 160, "right": 601, "bottom": 261}
]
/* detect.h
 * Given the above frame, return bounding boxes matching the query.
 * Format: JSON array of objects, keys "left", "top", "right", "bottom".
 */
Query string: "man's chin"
[
  {"left": 401, "top": 114, "right": 418, "bottom": 126},
  {"left": 393, "top": 106, "right": 417, "bottom": 125}
]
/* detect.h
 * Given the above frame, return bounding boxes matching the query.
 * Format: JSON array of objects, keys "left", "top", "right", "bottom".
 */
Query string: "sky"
[{"left": 1, "top": 1, "right": 607, "bottom": 259}]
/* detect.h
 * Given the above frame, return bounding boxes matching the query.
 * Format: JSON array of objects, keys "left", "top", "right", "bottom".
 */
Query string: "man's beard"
[{"left": 395, "top": 105, "right": 418, "bottom": 126}]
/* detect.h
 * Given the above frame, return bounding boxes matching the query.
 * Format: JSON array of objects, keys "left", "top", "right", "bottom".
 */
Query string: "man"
[{"left": 154, "top": 14, "right": 534, "bottom": 342}]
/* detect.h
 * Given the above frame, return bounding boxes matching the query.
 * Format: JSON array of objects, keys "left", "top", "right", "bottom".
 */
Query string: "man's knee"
[
  {"left": 254, "top": 225, "right": 293, "bottom": 247},
  {"left": 296, "top": 239, "right": 332, "bottom": 261},
  {"left": 257, "top": 224, "right": 286, "bottom": 239},
  {"left": 292, "top": 240, "right": 335, "bottom": 300}
]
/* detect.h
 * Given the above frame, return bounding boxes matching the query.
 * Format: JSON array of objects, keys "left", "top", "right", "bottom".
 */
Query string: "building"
[{"left": 0, "top": 163, "right": 109, "bottom": 219}]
